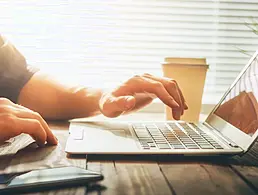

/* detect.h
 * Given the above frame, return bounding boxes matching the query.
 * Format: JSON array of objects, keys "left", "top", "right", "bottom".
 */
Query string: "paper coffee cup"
[{"left": 162, "top": 58, "right": 208, "bottom": 122}]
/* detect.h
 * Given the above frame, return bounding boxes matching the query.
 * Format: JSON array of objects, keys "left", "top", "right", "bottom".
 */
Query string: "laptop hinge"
[{"left": 203, "top": 122, "right": 239, "bottom": 148}]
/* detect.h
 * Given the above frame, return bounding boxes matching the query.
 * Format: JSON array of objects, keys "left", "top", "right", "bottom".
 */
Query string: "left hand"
[{"left": 99, "top": 73, "right": 188, "bottom": 120}]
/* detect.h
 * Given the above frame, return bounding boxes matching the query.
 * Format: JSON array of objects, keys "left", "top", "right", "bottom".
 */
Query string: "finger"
[
  {"left": 165, "top": 80, "right": 184, "bottom": 116},
  {"left": 109, "top": 75, "right": 180, "bottom": 116},
  {"left": 12, "top": 104, "right": 57, "bottom": 145},
  {"left": 168, "top": 88, "right": 182, "bottom": 120},
  {"left": 143, "top": 74, "right": 183, "bottom": 107},
  {"left": 174, "top": 81, "right": 188, "bottom": 110},
  {"left": 145, "top": 74, "right": 188, "bottom": 111},
  {"left": 0, "top": 114, "right": 21, "bottom": 143},
  {"left": 161, "top": 83, "right": 182, "bottom": 119},
  {"left": 16, "top": 117, "right": 47, "bottom": 146},
  {"left": 0, "top": 103, "right": 51, "bottom": 146},
  {"left": 140, "top": 77, "right": 180, "bottom": 109},
  {"left": 178, "top": 91, "right": 188, "bottom": 110},
  {"left": 143, "top": 74, "right": 183, "bottom": 119},
  {"left": 100, "top": 95, "right": 136, "bottom": 117},
  {"left": 14, "top": 107, "right": 58, "bottom": 145},
  {"left": 130, "top": 93, "right": 154, "bottom": 111}
]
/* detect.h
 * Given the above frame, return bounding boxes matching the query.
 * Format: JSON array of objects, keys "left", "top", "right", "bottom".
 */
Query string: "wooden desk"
[{"left": 0, "top": 116, "right": 258, "bottom": 195}]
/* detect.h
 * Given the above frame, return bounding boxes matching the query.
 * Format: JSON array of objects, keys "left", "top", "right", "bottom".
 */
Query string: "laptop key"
[
  {"left": 194, "top": 139, "right": 208, "bottom": 143},
  {"left": 209, "top": 141, "right": 220, "bottom": 145},
  {"left": 179, "top": 137, "right": 192, "bottom": 140},
  {"left": 154, "top": 138, "right": 166, "bottom": 141},
  {"left": 154, "top": 140, "right": 167, "bottom": 143},
  {"left": 183, "top": 141, "right": 195, "bottom": 144},
  {"left": 167, "top": 139, "right": 179, "bottom": 142},
  {"left": 155, "top": 142, "right": 167, "bottom": 145},
  {"left": 213, "top": 145, "right": 224, "bottom": 149},
  {"left": 184, "top": 142, "right": 196, "bottom": 145},
  {"left": 167, "top": 123, "right": 178, "bottom": 129},
  {"left": 137, "top": 133, "right": 151, "bottom": 136},
  {"left": 157, "top": 144, "right": 170, "bottom": 149},
  {"left": 148, "top": 143, "right": 156, "bottom": 147},
  {"left": 199, "top": 145, "right": 214, "bottom": 149},
  {"left": 146, "top": 124, "right": 156, "bottom": 128},
  {"left": 170, "top": 142, "right": 183, "bottom": 145},
  {"left": 139, "top": 140, "right": 153, "bottom": 144},
  {"left": 186, "top": 145, "right": 199, "bottom": 149},
  {"left": 210, "top": 143, "right": 223, "bottom": 149},
  {"left": 141, "top": 144, "right": 149, "bottom": 148},
  {"left": 171, "top": 145, "right": 185, "bottom": 149},
  {"left": 182, "top": 142, "right": 195, "bottom": 146}
]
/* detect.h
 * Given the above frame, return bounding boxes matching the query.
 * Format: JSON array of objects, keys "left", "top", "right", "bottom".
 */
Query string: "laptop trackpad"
[{"left": 70, "top": 122, "right": 139, "bottom": 152}]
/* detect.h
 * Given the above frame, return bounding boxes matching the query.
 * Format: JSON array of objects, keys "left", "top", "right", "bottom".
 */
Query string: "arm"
[
  {"left": 0, "top": 35, "right": 187, "bottom": 145},
  {"left": 18, "top": 72, "right": 103, "bottom": 120},
  {"left": 18, "top": 72, "right": 188, "bottom": 121}
]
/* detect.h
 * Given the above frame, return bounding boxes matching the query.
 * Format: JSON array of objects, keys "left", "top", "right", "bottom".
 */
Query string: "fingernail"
[
  {"left": 175, "top": 112, "right": 181, "bottom": 120},
  {"left": 54, "top": 137, "right": 58, "bottom": 145},
  {"left": 172, "top": 109, "right": 181, "bottom": 120},
  {"left": 184, "top": 102, "right": 188, "bottom": 109},
  {"left": 173, "top": 115, "right": 180, "bottom": 120}
]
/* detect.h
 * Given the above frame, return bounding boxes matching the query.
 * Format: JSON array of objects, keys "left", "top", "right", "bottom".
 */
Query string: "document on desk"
[{"left": 0, "top": 134, "right": 35, "bottom": 157}]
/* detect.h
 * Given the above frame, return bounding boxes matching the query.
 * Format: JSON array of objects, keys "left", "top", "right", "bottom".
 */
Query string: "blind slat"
[{"left": 0, "top": 0, "right": 257, "bottom": 105}]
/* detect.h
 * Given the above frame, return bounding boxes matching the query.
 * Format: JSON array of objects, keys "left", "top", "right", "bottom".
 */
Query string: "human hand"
[
  {"left": 99, "top": 73, "right": 188, "bottom": 120},
  {"left": 0, "top": 98, "right": 58, "bottom": 146}
]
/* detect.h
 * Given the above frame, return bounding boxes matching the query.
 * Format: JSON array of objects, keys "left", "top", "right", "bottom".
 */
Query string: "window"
[{"left": 1, "top": 0, "right": 257, "bottom": 110}]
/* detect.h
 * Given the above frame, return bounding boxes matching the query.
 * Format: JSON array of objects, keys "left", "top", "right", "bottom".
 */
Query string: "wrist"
[
  {"left": 98, "top": 89, "right": 111, "bottom": 115},
  {"left": 56, "top": 86, "right": 104, "bottom": 119}
]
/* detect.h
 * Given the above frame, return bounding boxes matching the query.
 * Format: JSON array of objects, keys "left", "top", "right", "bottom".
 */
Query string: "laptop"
[{"left": 65, "top": 51, "right": 258, "bottom": 156}]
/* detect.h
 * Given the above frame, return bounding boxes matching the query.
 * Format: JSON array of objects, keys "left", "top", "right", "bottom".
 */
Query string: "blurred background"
[{"left": 0, "top": 0, "right": 257, "bottom": 113}]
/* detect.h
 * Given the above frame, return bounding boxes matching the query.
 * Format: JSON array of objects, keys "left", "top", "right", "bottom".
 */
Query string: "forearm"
[{"left": 18, "top": 72, "right": 103, "bottom": 120}]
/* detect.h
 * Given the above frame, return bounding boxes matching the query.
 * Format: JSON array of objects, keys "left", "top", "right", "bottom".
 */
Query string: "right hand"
[
  {"left": 99, "top": 73, "right": 188, "bottom": 119},
  {"left": 0, "top": 98, "right": 57, "bottom": 146}
]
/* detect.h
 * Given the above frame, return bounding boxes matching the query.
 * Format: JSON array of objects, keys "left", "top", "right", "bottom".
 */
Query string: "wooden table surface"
[{"left": 0, "top": 118, "right": 258, "bottom": 195}]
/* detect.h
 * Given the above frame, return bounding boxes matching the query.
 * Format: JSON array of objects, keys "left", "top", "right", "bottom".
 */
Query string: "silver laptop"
[{"left": 65, "top": 51, "right": 258, "bottom": 156}]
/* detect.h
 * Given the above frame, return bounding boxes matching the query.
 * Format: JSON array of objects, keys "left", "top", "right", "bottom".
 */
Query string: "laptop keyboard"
[{"left": 132, "top": 122, "right": 223, "bottom": 150}]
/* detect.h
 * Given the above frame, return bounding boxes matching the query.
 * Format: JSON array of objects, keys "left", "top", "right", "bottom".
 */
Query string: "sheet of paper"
[{"left": 0, "top": 134, "right": 35, "bottom": 157}]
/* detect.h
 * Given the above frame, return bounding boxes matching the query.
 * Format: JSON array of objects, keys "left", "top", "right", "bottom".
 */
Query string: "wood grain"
[
  {"left": 1, "top": 128, "right": 87, "bottom": 195},
  {"left": 0, "top": 156, "right": 12, "bottom": 173},
  {"left": 1, "top": 121, "right": 258, "bottom": 195},
  {"left": 3, "top": 131, "right": 71, "bottom": 174},
  {"left": 231, "top": 166, "right": 258, "bottom": 193},
  {"left": 43, "top": 129, "right": 87, "bottom": 195},
  {"left": 230, "top": 140, "right": 258, "bottom": 193},
  {"left": 159, "top": 162, "right": 257, "bottom": 195},
  {"left": 86, "top": 159, "right": 172, "bottom": 195}
]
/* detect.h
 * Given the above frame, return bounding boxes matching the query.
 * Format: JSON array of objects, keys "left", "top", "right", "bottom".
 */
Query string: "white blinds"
[{"left": 0, "top": 0, "right": 258, "bottom": 104}]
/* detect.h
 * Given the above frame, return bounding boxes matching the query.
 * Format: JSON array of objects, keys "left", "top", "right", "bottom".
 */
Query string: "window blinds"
[{"left": 0, "top": 0, "right": 257, "bottom": 104}]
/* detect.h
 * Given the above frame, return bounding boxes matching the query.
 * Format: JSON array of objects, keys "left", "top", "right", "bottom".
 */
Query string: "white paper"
[{"left": 0, "top": 134, "right": 35, "bottom": 157}]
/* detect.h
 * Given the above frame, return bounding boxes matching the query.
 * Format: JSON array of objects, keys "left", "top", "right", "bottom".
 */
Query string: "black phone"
[{"left": 0, "top": 166, "right": 104, "bottom": 194}]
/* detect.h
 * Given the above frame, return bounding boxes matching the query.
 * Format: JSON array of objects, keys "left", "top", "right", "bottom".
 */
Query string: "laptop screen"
[{"left": 214, "top": 55, "right": 258, "bottom": 137}]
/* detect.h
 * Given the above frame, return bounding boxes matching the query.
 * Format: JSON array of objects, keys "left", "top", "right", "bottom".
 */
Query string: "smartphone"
[{"left": 0, "top": 166, "right": 104, "bottom": 194}]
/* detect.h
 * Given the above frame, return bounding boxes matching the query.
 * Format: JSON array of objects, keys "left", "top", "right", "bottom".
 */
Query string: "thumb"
[{"left": 101, "top": 95, "right": 136, "bottom": 118}]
